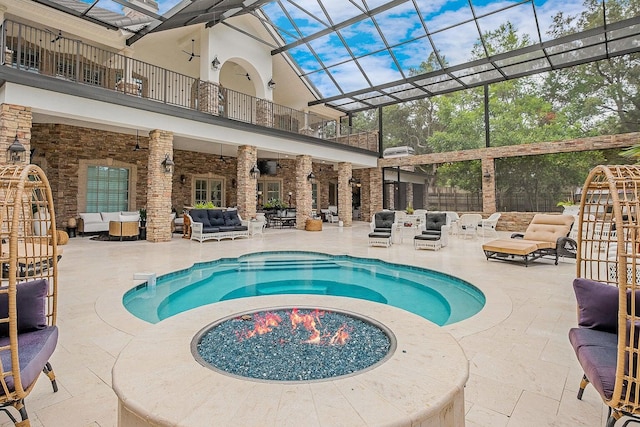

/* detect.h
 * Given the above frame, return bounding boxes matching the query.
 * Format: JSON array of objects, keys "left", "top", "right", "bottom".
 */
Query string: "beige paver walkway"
[{"left": 2, "top": 222, "right": 611, "bottom": 426}]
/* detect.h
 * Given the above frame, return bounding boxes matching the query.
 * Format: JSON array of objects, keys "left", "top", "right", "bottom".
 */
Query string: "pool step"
[
  {"left": 257, "top": 283, "right": 329, "bottom": 295},
  {"left": 236, "top": 259, "right": 339, "bottom": 272}
]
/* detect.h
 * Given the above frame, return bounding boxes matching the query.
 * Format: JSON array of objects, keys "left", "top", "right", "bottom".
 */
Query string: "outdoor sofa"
[
  {"left": 186, "top": 208, "right": 249, "bottom": 242},
  {"left": 481, "top": 213, "right": 576, "bottom": 266}
]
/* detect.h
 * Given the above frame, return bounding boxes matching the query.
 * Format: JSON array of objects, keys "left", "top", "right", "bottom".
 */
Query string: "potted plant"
[
  {"left": 194, "top": 201, "right": 216, "bottom": 209},
  {"left": 405, "top": 203, "right": 414, "bottom": 215},
  {"left": 557, "top": 198, "right": 579, "bottom": 216}
]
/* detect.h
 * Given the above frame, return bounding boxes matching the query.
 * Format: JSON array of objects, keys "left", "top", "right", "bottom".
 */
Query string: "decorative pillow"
[
  {"left": 573, "top": 278, "right": 619, "bottom": 334},
  {"left": 0, "top": 279, "right": 48, "bottom": 337},
  {"left": 79, "top": 212, "right": 102, "bottom": 224}
]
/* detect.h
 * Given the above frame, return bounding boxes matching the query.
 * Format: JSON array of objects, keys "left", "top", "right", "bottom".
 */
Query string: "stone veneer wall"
[
  {"left": 295, "top": 155, "right": 313, "bottom": 229},
  {"left": 332, "top": 131, "right": 378, "bottom": 152},
  {"left": 0, "top": 104, "right": 32, "bottom": 166},
  {"left": 360, "top": 168, "right": 383, "bottom": 222},
  {"left": 337, "top": 162, "right": 352, "bottom": 226},
  {"left": 146, "top": 130, "right": 173, "bottom": 242},
  {"left": 237, "top": 145, "right": 257, "bottom": 220}
]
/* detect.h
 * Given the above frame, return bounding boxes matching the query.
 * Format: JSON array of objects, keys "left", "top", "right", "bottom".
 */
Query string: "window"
[
  {"left": 257, "top": 179, "right": 282, "bottom": 204},
  {"left": 312, "top": 183, "right": 318, "bottom": 210},
  {"left": 194, "top": 178, "right": 224, "bottom": 207},
  {"left": 86, "top": 166, "right": 129, "bottom": 212}
]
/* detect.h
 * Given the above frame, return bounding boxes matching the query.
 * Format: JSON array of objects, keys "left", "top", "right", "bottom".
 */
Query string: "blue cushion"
[
  {"left": 0, "top": 326, "right": 58, "bottom": 394},
  {"left": 425, "top": 213, "right": 446, "bottom": 232},
  {"left": 223, "top": 211, "right": 241, "bottom": 226},
  {"left": 375, "top": 212, "right": 395, "bottom": 229},
  {"left": 208, "top": 210, "right": 226, "bottom": 227},
  {"left": 189, "top": 209, "right": 212, "bottom": 228},
  {"left": 0, "top": 279, "right": 48, "bottom": 337}
]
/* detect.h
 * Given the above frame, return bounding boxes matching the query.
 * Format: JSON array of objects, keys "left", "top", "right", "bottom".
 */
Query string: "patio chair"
[
  {"left": 458, "top": 214, "right": 482, "bottom": 239},
  {"left": 368, "top": 211, "right": 397, "bottom": 247},
  {"left": 569, "top": 165, "right": 640, "bottom": 427},
  {"left": 0, "top": 165, "right": 60, "bottom": 426},
  {"left": 478, "top": 213, "right": 501, "bottom": 238},
  {"left": 414, "top": 213, "right": 450, "bottom": 250},
  {"left": 481, "top": 214, "right": 575, "bottom": 266}
]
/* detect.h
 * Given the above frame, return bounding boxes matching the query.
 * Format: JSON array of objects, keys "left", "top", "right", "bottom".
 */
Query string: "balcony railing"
[{"left": 1, "top": 20, "right": 378, "bottom": 152}]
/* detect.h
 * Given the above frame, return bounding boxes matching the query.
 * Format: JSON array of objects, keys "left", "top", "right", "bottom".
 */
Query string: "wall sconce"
[
  {"left": 349, "top": 177, "right": 358, "bottom": 186},
  {"left": 307, "top": 172, "right": 316, "bottom": 184},
  {"left": 231, "top": 178, "right": 237, "bottom": 188},
  {"left": 211, "top": 56, "right": 221, "bottom": 70},
  {"left": 268, "top": 78, "right": 276, "bottom": 89},
  {"left": 288, "top": 191, "right": 293, "bottom": 207},
  {"left": 6, "top": 134, "right": 26, "bottom": 164},
  {"left": 483, "top": 169, "right": 491, "bottom": 179},
  {"left": 161, "top": 153, "right": 175, "bottom": 173},
  {"left": 180, "top": 174, "right": 186, "bottom": 184},
  {"left": 250, "top": 164, "right": 260, "bottom": 179}
]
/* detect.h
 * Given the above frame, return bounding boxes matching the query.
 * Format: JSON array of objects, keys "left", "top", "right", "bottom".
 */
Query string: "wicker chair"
[
  {"left": 0, "top": 165, "right": 59, "bottom": 426},
  {"left": 570, "top": 165, "right": 640, "bottom": 427}
]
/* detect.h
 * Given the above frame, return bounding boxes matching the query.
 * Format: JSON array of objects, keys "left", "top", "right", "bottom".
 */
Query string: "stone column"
[
  {"left": 256, "top": 99, "right": 274, "bottom": 128},
  {"left": 360, "top": 167, "right": 383, "bottom": 222},
  {"left": 146, "top": 130, "right": 173, "bottom": 242},
  {"left": 295, "top": 155, "right": 313, "bottom": 230},
  {"left": 386, "top": 183, "right": 396, "bottom": 210},
  {"left": 481, "top": 157, "right": 496, "bottom": 213},
  {"left": 337, "top": 162, "right": 352, "bottom": 227},
  {"left": 198, "top": 81, "right": 221, "bottom": 115},
  {"left": 0, "top": 104, "right": 32, "bottom": 165},
  {"left": 237, "top": 145, "right": 257, "bottom": 220}
]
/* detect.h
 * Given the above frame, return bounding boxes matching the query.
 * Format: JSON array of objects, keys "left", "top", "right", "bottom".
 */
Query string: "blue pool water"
[{"left": 123, "top": 251, "right": 485, "bottom": 326}]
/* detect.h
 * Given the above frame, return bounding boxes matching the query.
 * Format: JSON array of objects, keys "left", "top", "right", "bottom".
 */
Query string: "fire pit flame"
[{"left": 238, "top": 308, "right": 350, "bottom": 346}]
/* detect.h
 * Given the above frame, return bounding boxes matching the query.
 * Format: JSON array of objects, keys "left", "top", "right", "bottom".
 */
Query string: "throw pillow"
[
  {"left": 0, "top": 279, "right": 48, "bottom": 337},
  {"left": 573, "top": 277, "right": 619, "bottom": 334}
]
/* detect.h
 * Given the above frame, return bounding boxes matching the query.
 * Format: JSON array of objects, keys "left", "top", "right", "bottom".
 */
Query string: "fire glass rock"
[{"left": 196, "top": 308, "right": 391, "bottom": 381}]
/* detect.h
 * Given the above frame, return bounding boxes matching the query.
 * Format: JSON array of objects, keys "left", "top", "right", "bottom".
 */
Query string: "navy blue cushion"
[
  {"left": 0, "top": 279, "right": 48, "bottom": 337},
  {"left": 569, "top": 327, "right": 617, "bottom": 400},
  {"left": 415, "top": 234, "right": 439, "bottom": 241},
  {"left": 189, "top": 209, "right": 212, "bottom": 228},
  {"left": 0, "top": 326, "right": 58, "bottom": 394},
  {"left": 375, "top": 212, "right": 395, "bottom": 229},
  {"left": 425, "top": 213, "right": 446, "bottom": 232},
  {"left": 374, "top": 228, "right": 392, "bottom": 233},
  {"left": 208, "top": 210, "right": 226, "bottom": 226},
  {"left": 202, "top": 227, "right": 220, "bottom": 233},
  {"left": 223, "top": 211, "right": 242, "bottom": 226}
]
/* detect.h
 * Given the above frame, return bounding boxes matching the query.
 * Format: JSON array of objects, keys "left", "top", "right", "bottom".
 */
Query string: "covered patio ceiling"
[{"left": 29, "top": 0, "right": 640, "bottom": 113}]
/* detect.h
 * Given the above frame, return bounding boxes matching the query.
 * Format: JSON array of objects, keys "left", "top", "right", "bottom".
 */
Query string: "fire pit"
[
  {"left": 113, "top": 295, "right": 469, "bottom": 427},
  {"left": 193, "top": 308, "right": 394, "bottom": 381}
]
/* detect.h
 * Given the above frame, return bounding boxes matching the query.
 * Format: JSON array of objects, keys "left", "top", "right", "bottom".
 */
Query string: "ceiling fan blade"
[{"left": 189, "top": 56, "right": 193, "bottom": 62}]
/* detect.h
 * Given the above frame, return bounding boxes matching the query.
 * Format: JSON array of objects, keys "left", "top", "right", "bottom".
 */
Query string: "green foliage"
[
  {"left": 139, "top": 208, "right": 146, "bottom": 220},
  {"left": 194, "top": 201, "right": 216, "bottom": 209},
  {"left": 263, "top": 198, "right": 285, "bottom": 209}
]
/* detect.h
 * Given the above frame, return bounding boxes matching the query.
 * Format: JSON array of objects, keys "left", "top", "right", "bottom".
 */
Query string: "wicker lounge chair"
[
  {"left": 481, "top": 214, "right": 576, "bottom": 266},
  {"left": 0, "top": 165, "right": 59, "bottom": 426},
  {"left": 569, "top": 165, "right": 640, "bottom": 427},
  {"left": 414, "top": 213, "right": 450, "bottom": 250}
]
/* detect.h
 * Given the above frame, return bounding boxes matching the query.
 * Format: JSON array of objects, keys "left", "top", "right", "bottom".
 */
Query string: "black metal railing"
[{"left": 1, "top": 20, "right": 378, "bottom": 152}]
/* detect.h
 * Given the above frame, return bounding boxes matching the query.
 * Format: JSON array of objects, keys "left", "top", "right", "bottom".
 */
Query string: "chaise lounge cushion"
[
  {"left": 0, "top": 279, "right": 48, "bottom": 337},
  {"left": 374, "top": 211, "right": 395, "bottom": 232}
]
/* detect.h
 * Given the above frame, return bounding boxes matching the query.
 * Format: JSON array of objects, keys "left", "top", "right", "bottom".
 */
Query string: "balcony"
[{"left": 1, "top": 20, "right": 378, "bottom": 152}]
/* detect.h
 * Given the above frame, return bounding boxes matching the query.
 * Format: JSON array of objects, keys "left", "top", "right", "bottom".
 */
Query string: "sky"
[{"left": 79, "top": 0, "right": 604, "bottom": 100}]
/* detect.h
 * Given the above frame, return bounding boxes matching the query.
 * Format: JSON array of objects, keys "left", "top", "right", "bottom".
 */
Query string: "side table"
[
  {"left": 139, "top": 226, "right": 147, "bottom": 240},
  {"left": 66, "top": 226, "right": 77, "bottom": 238}
]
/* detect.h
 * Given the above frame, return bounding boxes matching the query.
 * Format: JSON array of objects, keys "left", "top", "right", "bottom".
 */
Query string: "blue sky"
[{"left": 87, "top": 0, "right": 591, "bottom": 98}]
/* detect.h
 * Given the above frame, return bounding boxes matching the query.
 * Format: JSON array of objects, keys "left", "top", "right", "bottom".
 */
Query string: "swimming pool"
[{"left": 123, "top": 251, "right": 485, "bottom": 326}]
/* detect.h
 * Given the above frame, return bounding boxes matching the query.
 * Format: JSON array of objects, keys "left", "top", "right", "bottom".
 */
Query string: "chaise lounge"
[{"left": 481, "top": 213, "right": 576, "bottom": 266}]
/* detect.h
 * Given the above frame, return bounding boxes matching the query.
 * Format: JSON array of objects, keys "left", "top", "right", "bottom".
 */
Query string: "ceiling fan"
[
  {"left": 46, "top": 29, "right": 63, "bottom": 43},
  {"left": 236, "top": 72, "right": 251, "bottom": 81},
  {"left": 182, "top": 39, "right": 200, "bottom": 62}
]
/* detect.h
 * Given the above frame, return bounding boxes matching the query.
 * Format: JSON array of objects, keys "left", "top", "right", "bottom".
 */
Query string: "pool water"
[{"left": 123, "top": 251, "right": 485, "bottom": 326}]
